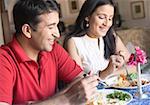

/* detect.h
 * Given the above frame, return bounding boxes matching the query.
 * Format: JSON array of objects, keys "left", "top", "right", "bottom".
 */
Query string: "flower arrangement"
[
  {"left": 127, "top": 46, "right": 149, "bottom": 99},
  {"left": 127, "top": 47, "right": 147, "bottom": 66}
]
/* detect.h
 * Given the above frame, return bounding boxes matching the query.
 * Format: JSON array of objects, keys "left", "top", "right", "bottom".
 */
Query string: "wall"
[
  {"left": 6, "top": 0, "right": 86, "bottom": 29},
  {"left": 116, "top": 27, "right": 150, "bottom": 57},
  {"left": 57, "top": 0, "right": 150, "bottom": 28},
  {"left": 4, "top": 0, "right": 150, "bottom": 30},
  {"left": 56, "top": 0, "right": 85, "bottom": 26},
  {"left": 116, "top": 0, "right": 150, "bottom": 28}
]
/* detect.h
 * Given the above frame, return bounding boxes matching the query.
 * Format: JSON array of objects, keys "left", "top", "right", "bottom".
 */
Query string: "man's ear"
[{"left": 22, "top": 24, "right": 32, "bottom": 38}]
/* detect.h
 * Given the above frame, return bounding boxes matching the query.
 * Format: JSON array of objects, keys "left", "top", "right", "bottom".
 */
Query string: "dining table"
[
  {"left": 97, "top": 77, "right": 150, "bottom": 105},
  {"left": 126, "top": 85, "right": 150, "bottom": 105}
]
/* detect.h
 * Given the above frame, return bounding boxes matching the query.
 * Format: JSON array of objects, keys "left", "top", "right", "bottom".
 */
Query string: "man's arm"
[
  {"left": 30, "top": 90, "right": 69, "bottom": 105},
  {"left": 0, "top": 50, "right": 14, "bottom": 105},
  {"left": 0, "top": 102, "right": 9, "bottom": 105},
  {"left": 31, "top": 75, "right": 99, "bottom": 105}
]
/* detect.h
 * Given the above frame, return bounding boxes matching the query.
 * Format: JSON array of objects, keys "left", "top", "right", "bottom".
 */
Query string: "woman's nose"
[{"left": 103, "top": 19, "right": 108, "bottom": 26}]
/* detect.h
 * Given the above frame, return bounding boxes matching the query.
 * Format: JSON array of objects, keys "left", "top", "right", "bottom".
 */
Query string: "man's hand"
[
  {"left": 0, "top": 102, "right": 10, "bottom": 105},
  {"left": 64, "top": 75, "right": 99, "bottom": 104}
]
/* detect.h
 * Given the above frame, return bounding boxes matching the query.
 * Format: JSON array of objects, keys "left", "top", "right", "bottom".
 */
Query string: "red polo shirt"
[{"left": 0, "top": 37, "right": 82, "bottom": 104}]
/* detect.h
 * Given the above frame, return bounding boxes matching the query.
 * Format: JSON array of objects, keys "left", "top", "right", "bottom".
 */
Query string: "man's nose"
[{"left": 53, "top": 27, "right": 60, "bottom": 38}]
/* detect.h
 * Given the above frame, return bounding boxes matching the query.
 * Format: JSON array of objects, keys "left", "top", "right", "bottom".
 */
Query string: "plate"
[
  {"left": 105, "top": 74, "right": 150, "bottom": 89},
  {"left": 87, "top": 89, "right": 133, "bottom": 105}
]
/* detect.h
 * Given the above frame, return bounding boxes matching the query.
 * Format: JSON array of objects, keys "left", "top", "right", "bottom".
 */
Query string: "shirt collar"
[
  {"left": 8, "top": 37, "right": 32, "bottom": 63},
  {"left": 8, "top": 36, "right": 53, "bottom": 63}
]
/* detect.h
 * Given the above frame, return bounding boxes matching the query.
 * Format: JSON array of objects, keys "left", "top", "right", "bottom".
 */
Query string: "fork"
[
  {"left": 118, "top": 51, "right": 132, "bottom": 81},
  {"left": 98, "top": 81, "right": 110, "bottom": 89},
  {"left": 123, "top": 63, "right": 132, "bottom": 81}
]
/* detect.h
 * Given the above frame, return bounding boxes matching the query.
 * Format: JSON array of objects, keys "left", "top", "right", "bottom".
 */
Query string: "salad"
[{"left": 86, "top": 89, "right": 132, "bottom": 105}]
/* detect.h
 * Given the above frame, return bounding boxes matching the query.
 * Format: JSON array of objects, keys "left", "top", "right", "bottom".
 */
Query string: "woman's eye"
[
  {"left": 109, "top": 18, "right": 113, "bottom": 21},
  {"left": 98, "top": 15, "right": 105, "bottom": 19},
  {"left": 99, "top": 17, "right": 105, "bottom": 19}
]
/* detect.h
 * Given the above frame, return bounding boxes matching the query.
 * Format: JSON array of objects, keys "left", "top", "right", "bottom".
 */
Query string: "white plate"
[
  {"left": 90, "top": 89, "right": 133, "bottom": 105},
  {"left": 105, "top": 74, "right": 150, "bottom": 89}
]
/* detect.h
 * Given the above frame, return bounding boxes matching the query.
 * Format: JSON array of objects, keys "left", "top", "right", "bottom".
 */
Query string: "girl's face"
[{"left": 87, "top": 4, "right": 114, "bottom": 38}]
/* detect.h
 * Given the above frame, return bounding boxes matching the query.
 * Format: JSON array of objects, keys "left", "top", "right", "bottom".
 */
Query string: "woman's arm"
[
  {"left": 115, "top": 36, "right": 137, "bottom": 74},
  {"left": 115, "top": 36, "right": 131, "bottom": 62},
  {"left": 65, "top": 38, "right": 83, "bottom": 68},
  {"left": 99, "top": 35, "right": 130, "bottom": 79},
  {"left": 98, "top": 54, "right": 124, "bottom": 79}
]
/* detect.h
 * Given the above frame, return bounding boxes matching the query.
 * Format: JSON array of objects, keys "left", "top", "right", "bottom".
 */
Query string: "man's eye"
[{"left": 48, "top": 27, "right": 53, "bottom": 29}]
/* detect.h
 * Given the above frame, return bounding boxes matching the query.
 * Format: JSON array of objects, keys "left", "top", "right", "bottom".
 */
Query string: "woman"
[{"left": 64, "top": 0, "right": 130, "bottom": 79}]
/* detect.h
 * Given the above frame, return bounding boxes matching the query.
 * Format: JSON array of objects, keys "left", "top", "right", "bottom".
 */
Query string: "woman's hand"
[
  {"left": 99, "top": 53, "right": 125, "bottom": 80},
  {"left": 110, "top": 54, "right": 125, "bottom": 70},
  {"left": 64, "top": 75, "right": 99, "bottom": 104}
]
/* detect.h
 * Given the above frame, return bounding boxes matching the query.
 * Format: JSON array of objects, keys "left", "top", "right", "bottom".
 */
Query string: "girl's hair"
[{"left": 64, "top": 0, "right": 117, "bottom": 59}]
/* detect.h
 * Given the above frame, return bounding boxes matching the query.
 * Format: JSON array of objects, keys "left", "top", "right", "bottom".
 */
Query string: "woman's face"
[{"left": 87, "top": 4, "right": 114, "bottom": 38}]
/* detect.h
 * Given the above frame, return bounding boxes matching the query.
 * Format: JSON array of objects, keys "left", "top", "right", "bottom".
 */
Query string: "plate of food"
[
  {"left": 104, "top": 73, "right": 150, "bottom": 89},
  {"left": 86, "top": 89, "right": 133, "bottom": 105}
]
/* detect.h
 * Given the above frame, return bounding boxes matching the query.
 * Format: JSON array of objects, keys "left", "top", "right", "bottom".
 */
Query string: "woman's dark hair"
[
  {"left": 64, "top": 0, "right": 117, "bottom": 59},
  {"left": 13, "top": 0, "right": 59, "bottom": 34}
]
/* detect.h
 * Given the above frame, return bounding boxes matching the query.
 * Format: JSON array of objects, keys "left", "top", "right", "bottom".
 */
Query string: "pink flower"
[
  {"left": 127, "top": 53, "right": 137, "bottom": 65},
  {"left": 127, "top": 47, "right": 147, "bottom": 66}
]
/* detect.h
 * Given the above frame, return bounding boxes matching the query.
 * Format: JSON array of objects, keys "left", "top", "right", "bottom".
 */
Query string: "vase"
[{"left": 137, "top": 62, "right": 148, "bottom": 99}]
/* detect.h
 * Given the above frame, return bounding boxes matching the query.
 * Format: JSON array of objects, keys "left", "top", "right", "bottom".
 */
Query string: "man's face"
[{"left": 30, "top": 11, "right": 60, "bottom": 52}]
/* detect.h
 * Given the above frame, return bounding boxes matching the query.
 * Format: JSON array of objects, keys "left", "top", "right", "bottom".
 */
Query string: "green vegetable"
[
  {"left": 129, "top": 73, "right": 137, "bottom": 80},
  {"left": 106, "top": 91, "right": 131, "bottom": 101}
]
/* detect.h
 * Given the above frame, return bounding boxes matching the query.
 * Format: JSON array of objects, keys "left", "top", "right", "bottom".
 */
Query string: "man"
[{"left": 0, "top": 0, "right": 99, "bottom": 104}]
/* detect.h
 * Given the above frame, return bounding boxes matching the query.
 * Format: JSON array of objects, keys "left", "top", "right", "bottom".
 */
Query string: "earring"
[{"left": 86, "top": 23, "right": 89, "bottom": 27}]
